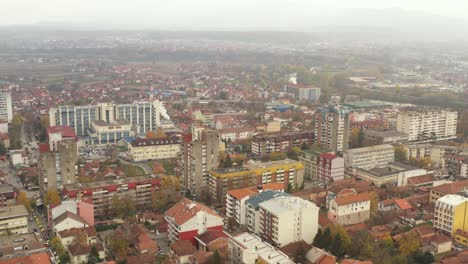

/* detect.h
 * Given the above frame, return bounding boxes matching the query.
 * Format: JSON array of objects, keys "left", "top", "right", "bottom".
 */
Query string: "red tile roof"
[
  {"left": 431, "top": 180, "right": 468, "bottom": 195},
  {"left": 334, "top": 193, "right": 370, "bottom": 206},
  {"left": 317, "top": 255, "right": 337, "bottom": 264},
  {"left": 341, "top": 260, "right": 373, "bottom": 264},
  {"left": 407, "top": 174, "right": 436, "bottom": 186},
  {"left": 394, "top": 199, "right": 413, "bottom": 210},
  {"left": 170, "top": 240, "right": 196, "bottom": 256},
  {"left": 2, "top": 252, "right": 52, "bottom": 264},
  {"left": 227, "top": 187, "right": 257, "bottom": 200},
  {"left": 195, "top": 230, "right": 228, "bottom": 246},
  {"left": 58, "top": 226, "right": 96, "bottom": 238},
  {"left": 165, "top": 199, "right": 221, "bottom": 226},
  {"left": 38, "top": 143, "right": 50, "bottom": 153},
  {"left": 48, "top": 125, "right": 78, "bottom": 139}
]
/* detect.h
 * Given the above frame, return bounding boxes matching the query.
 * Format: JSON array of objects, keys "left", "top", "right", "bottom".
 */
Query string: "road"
[{"left": 119, "top": 158, "right": 152, "bottom": 174}]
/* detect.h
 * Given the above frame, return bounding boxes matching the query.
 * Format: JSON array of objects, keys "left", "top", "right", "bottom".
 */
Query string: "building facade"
[
  {"left": 49, "top": 100, "right": 163, "bottom": 138},
  {"left": 284, "top": 84, "right": 321, "bottom": 102},
  {"left": 209, "top": 159, "right": 304, "bottom": 204},
  {"left": 316, "top": 153, "right": 345, "bottom": 183},
  {"left": 38, "top": 139, "right": 78, "bottom": 198},
  {"left": 128, "top": 136, "right": 181, "bottom": 162},
  {"left": 251, "top": 131, "right": 314, "bottom": 157},
  {"left": 0, "top": 205, "right": 28, "bottom": 234},
  {"left": 397, "top": 109, "right": 458, "bottom": 142},
  {"left": 328, "top": 193, "right": 371, "bottom": 225},
  {"left": 0, "top": 89, "right": 13, "bottom": 123},
  {"left": 434, "top": 195, "right": 468, "bottom": 236},
  {"left": 344, "top": 144, "right": 395, "bottom": 170},
  {"left": 298, "top": 146, "right": 328, "bottom": 181},
  {"left": 180, "top": 131, "right": 220, "bottom": 197},
  {"left": 259, "top": 196, "right": 319, "bottom": 247},
  {"left": 62, "top": 176, "right": 160, "bottom": 220},
  {"left": 314, "top": 105, "right": 351, "bottom": 153}
]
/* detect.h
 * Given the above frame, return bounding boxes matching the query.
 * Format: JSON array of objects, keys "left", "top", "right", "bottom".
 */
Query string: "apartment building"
[
  {"left": 49, "top": 100, "right": 164, "bottom": 138},
  {"left": 314, "top": 104, "right": 351, "bottom": 153},
  {"left": 218, "top": 127, "right": 255, "bottom": 142},
  {"left": 38, "top": 139, "right": 78, "bottom": 199},
  {"left": 228, "top": 232, "right": 294, "bottom": 264},
  {"left": 284, "top": 84, "right": 321, "bottom": 102},
  {"left": 164, "top": 199, "right": 223, "bottom": 244},
  {"left": 225, "top": 184, "right": 285, "bottom": 226},
  {"left": 251, "top": 131, "right": 313, "bottom": 157},
  {"left": 62, "top": 176, "right": 160, "bottom": 219},
  {"left": 430, "top": 180, "right": 468, "bottom": 203},
  {"left": 363, "top": 129, "right": 408, "bottom": 145},
  {"left": 344, "top": 144, "right": 395, "bottom": 170},
  {"left": 328, "top": 193, "right": 371, "bottom": 225},
  {"left": 316, "top": 153, "right": 345, "bottom": 183},
  {"left": 397, "top": 109, "right": 458, "bottom": 142},
  {"left": 86, "top": 120, "right": 134, "bottom": 145},
  {"left": 298, "top": 145, "right": 328, "bottom": 180},
  {"left": 353, "top": 162, "right": 426, "bottom": 187},
  {"left": 127, "top": 135, "right": 181, "bottom": 162},
  {"left": 209, "top": 159, "right": 304, "bottom": 204},
  {"left": 259, "top": 196, "right": 319, "bottom": 247},
  {"left": 180, "top": 131, "right": 220, "bottom": 197},
  {"left": 245, "top": 191, "right": 290, "bottom": 235},
  {"left": 0, "top": 89, "right": 12, "bottom": 123},
  {"left": 0, "top": 205, "right": 28, "bottom": 234},
  {"left": 434, "top": 195, "right": 468, "bottom": 236}
]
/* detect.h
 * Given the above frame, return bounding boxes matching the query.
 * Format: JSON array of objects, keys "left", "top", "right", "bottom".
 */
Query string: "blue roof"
[
  {"left": 245, "top": 190, "right": 290, "bottom": 209},
  {"left": 123, "top": 137, "right": 135, "bottom": 143}
]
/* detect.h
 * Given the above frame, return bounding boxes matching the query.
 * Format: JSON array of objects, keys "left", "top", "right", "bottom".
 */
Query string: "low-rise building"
[
  {"left": 316, "top": 153, "right": 345, "bottom": 183},
  {"left": 0, "top": 233, "right": 48, "bottom": 261},
  {"left": 169, "top": 240, "right": 197, "bottom": 264},
  {"left": 68, "top": 242, "right": 105, "bottom": 264},
  {"left": 353, "top": 162, "right": 426, "bottom": 187},
  {"left": 344, "top": 144, "right": 395, "bottom": 170},
  {"left": 251, "top": 131, "right": 313, "bottom": 157},
  {"left": 164, "top": 199, "right": 223, "bottom": 244},
  {"left": 363, "top": 129, "right": 408, "bottom": 145},
  {"left": 127, "top": 136, "right": 181, "bottom": 162},
  {"left": 218, "top": 127, "right": 255, "bottom": 142},
  {"left": 228, "top": 232, "right": 294, "bottom": 264},
  {"left": 430, "top": 180, "right": 468, "bottom": 203},
  {"left": 328, "top": 193, "right": 371, "bottom": 226},
  {"left": 53, "top": 211, "right": 89, "bottom": 233},
  {"left": 0, "top": 205, "right": 28, "bottom": 234},
  {"left": 57, "top": 226, "right": 97, "bottom": 247},
  {"left": 209, "top": 159, "right": 304, "bottom": 204},
  {"left": 259, "top": 196, "right": 319, "bottom": 247}
]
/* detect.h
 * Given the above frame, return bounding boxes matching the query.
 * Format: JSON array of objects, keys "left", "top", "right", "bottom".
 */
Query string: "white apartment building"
[
  {"left": 228, "top": 232, "right": 293, "bottom": 264},
  {"left": 0, "top": 205, "right": 29, "bottom": 234},
  {"left": 226, "top": 187, "right": 257, "bottom": 226},
  {"left": 344, "top": 144, "right": 395, "bottom": 170},
  {"left": 127, "top": 136, "right": 181, "bottom": 162},
  {"left": 0, "top": 89, "right": 13, "bottom": 123},
  {"left": 397, "top": 110, "right": 458, "bottom": 142},
  {"left": 259, "top": 196, "right": 319, "bottom": 247},
  {"left": 434, "top": 194, "right": 468, "bottom": 235},
  {"left": 328, "top": 193, "right": 371, "bottom": 226}
]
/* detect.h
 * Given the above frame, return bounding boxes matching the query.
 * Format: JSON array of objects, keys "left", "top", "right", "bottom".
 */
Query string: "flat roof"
[
  {"left": 0, "top": 205, "right": 28, "bottom": 219},
  {"left": 346, "top": 144, "right": 394, "bottom": 154},
  {"left": 437, "top": 194, "right": 468, "bottom": 207},
  {"left": 259, "top": 196, "right": 317, "bottom": 216},
  {"left": 356, "top": 162, "right": 420, "bottom": 177}
]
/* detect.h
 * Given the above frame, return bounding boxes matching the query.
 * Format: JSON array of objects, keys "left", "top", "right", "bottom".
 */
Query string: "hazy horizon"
[{"left": 2, "top": 0, "right": 468, "bottom": 31}]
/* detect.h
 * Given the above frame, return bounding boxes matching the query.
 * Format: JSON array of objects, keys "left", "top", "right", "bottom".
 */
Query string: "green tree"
[
  {"left": 87, "top": 245, "right": 101, "bottom": 264},
  {"left": 223, "top": 154, "right": 233, "bottom": 168},
  {"left": 322, "top": 227, "right": 332, "bottom": 251},
  {"left": 0, "top": 142, "right": 7, "bottom": 155},
  {"left": 151, "top": 176, "right": 182, "bottom": 212},
  {"left": 331, "top": 233, "right": 345, "bottom": 258},
  {"left": 395, "top": 146, "right": 408, "bottom": 162},
  {"left": 313, "top": 229, "right": 323, "bottom": 248},
  {"left": 411, "top": 251, "right": 434, "bottom": 264},
  {"left": 399, "top": 232, "right": 421, "bottom": 256},
  {"left": 107, "top": 233, "right": 129, "bottom": 261},
  {"left": 111, "top": 195, "right": 136, "bottom": 220}
]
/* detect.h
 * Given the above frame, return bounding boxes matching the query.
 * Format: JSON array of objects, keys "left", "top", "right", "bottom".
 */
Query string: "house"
[
  {"left": 454, "top": 229, "right": 468, "bottom": 246},
  {"left": 53, "top": 211, "right": 89, "bottom": 233},
  {"left": 378, "top": 199, "right": 395, "bottom": 212},
  {"left": 305, "top": 246, "right": 337, "bottom": 264},
  {"left": 328, "top": 193, "right": 371, "bottom": 226},
  {"left": 194, "top": 230, "right": 228, "bottom": 252},
  {"left": 394, "top": 199, "right": 413, "bottom": 211},
  {"left": 169, "top": 240, "right": 197, "bottom": 264},
  {"left": 67, "top": 242, "right": 105, "bottom": 264},
  {"left": 2, "top": 252, "right": 52, "bottom": 264},
  {"left": 431, "top": 233, "right": 452, "bottom": 254},
  {"left": 165, "top": 199, "right": 223, "bottom": 244},
  {"left": 370, "top": 225, "right": 392, "bottom": 240},
  {"left": 279, "top": 240, "right": 313, "bottom": 261},
  {"left": 57, "top": 226, "right": 97, "bottom": 247}
]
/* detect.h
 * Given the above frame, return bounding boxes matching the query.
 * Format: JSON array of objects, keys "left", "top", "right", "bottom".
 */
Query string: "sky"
[{"left": 2, "top": 0, "right": 468, "bottom": 30}]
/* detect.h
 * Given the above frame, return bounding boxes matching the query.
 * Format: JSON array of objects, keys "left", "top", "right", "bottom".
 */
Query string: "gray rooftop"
[{"left": 245, "top": 190, "right": 290, "bottom": 209}]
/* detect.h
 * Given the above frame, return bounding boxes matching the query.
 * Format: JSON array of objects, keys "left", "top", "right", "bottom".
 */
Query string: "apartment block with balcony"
[
  {"left": 344, "top": 144, "right": 395, "bottom": 170},
  {"left": 127, "top": 135, "right": 181, "bottom": 162},
  {"left": 0, "top": 205, "right": 28, "bottom": 234},
  {"left": 396, "top": 109, "right": 458, "bottom": 142},
  {"left": 314, "top": 104, "right": 351, "bottom": 153},
  {"left": 258, "top": 196, "right": 319, "bottom": 247},
  {"left": 298, "top": 145, "right": 328, "bottom": 181},
  {"left": 209, "top": 159, "right": 304, "bottom": 205},
  {"left": 434, "top": 194, "right": 468, "bottom": 236},
  {"left": 316, "top": 153, "right": 345, "bottom": 183}
]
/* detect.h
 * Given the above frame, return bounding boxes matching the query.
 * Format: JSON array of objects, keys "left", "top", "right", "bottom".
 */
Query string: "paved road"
[{"left": 119, "top": 158, "right": 152, "bottom": 174}]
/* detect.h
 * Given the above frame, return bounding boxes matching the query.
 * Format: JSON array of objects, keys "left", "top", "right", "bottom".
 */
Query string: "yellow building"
[
  {"left": 209, "top": 159, "right": 304, "bottom": 204},
  {"left": 434, "top": 194, "right": 468, "bottom": 236},
  {"left": 0, "top": 205, "right": 29, "bottom": 234},
  {"left": 127, "top": 137, "right": 181, "bottom": 162}
]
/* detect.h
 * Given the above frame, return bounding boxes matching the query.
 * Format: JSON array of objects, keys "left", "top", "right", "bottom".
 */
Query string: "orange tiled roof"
[
  {"left": 334, "top": 193, "right": 370, "bottom": 206},
  {"left": 2, "top": 252, "right": 52, "bottom": 264},
  {"left": 165, "top": 199, "right": 220, "bottom": 226},
  {"left": 227, "top": 187, "right": 257, "bottom": 200}
]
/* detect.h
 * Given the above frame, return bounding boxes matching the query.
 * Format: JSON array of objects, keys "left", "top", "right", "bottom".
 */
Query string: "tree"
[
  {"left": 155, "top": 129, "right": 167, "bottom": 139},
  {"left": 395, "top": 146, "right": 408, "bottom": 162},
  {"left": 223, "top": 154, "right": 233, "bottom": 168},
  {"left": 330, "top": 225, "right": 351, "bottom": 252},
  {"left": 151, "top": 176, "right": 182, "bottom": 212},
  {"left": 219, "top": 91, "right": 229, "bottom": 100},
  {"left": 44, "top": 189, "right": 61, "bottom": 205},
  {"left": 107, "top": 233, "right": 128, "bottom": 261},
  {"left": 411, "top": 251, "right": 434, "bottom": 264},
  {"left": 212, "top": 250, "right": 222, "bottom": 264},
  {"left": 87, "top": 245, "right": 101, "bottom": 264},
  {"left": 51, "top": 237, "right": 69, "bottom": 263},
  {"left": 111, "top": 195, "right": 136, "bottom": 220},
  {"left": 0, "top": 142, "right": 6, "bottom": 155},
  {"left": 331, "top": 233, "right": 345, "bottom": 258},
  {"left": 17, "top": 191, "right": 31, "bottom": 211},
  {"left": 313, "top": 229, "right": 323, "bottom": 248},
  {"left": 146, "top": 131, "right": 156, "bottom": 138},
  {"left": 266, "top": 152, "right": 287, "bottom": 161},
  {"left": 399, "top": 232, "right": 421, "bottom": 256},
  {"left": 322, "top": 227, "right": 332, "bottom": 251}
]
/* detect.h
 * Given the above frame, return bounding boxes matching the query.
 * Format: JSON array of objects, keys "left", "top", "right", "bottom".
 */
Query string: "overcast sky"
[{"left": 2, "top": 0, "right": 468, "bottom": 30}]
